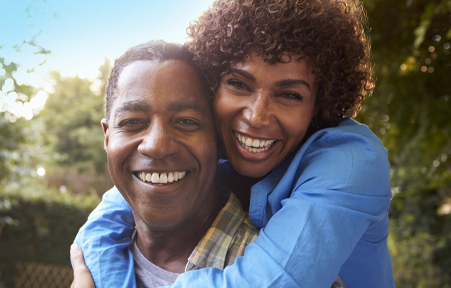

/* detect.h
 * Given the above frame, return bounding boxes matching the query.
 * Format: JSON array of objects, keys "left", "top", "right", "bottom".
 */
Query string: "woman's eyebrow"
[
  {"left": 274, "top": 79, "right": 311, "bottom": 91},
  {"left": 230, "top": 67, "right": 256, "bottom": 82}
]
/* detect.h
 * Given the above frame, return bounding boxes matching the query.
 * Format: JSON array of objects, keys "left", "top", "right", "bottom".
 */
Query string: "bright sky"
[{"left": 0, "top": 0, "right": 215, "bottom": 83}]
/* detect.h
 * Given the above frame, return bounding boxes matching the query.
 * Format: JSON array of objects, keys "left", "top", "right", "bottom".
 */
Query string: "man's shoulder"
[{"left": 186, "top": 192, "right": 259, "bottom": 271}]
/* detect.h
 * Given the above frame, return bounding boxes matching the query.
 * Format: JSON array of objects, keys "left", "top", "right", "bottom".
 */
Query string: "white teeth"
[
  {"left": 160, "top": 173, "right": 167, "bottom": 184},
  {"left": 168, "top": 172, "right": 174, "bottom": 183},
  {"left": 140, "top": 171, "right": 187, "bottom": 184},
  {"left": 235, "top": 132, "right": 276, "bottom": 153},
  {"left": 151, "top": 173, "right": 159, "bottom": 183}
]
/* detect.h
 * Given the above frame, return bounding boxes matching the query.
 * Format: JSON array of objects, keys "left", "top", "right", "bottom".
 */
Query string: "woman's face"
[{"left": 214, "top": 53, "right": 318, "bottom": 178}]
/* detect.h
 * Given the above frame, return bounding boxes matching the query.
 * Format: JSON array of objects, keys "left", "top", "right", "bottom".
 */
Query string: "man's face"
[{"left": 103, "top": 59, "right": 219, "bottom": 231}]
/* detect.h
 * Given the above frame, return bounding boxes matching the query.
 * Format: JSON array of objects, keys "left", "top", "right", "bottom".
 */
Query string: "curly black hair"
[{"left": 186, "top": 0, "right": 374, "bottom": 132}]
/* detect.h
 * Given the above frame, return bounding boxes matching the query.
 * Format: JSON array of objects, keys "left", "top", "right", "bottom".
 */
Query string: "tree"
[
  {"left": 0, "top": 0, "right": 54, "bottom": 190},
  {"left": 37, "top": 59, "right": 113, "bottom": 195},
  {"left": 359, "top": 0, "right": 451, "bottom": 286}
]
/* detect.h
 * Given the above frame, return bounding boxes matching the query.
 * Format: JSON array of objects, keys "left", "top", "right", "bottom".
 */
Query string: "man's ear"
[{"left": 101, "top": 118, "right": 109, "bottom": 152}]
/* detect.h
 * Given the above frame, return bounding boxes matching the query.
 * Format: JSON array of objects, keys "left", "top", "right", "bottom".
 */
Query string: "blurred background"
[{"left": 0, "top": 0, "right": 450, "bottom": 287}]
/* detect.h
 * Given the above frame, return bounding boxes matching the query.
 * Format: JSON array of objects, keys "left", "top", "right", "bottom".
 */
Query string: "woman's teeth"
[
  {"left": 235, "top": 132, "right": 276, "bottom": 153},
  {"left": 138, "top": 171, "right": 186, "bottom": 184}
]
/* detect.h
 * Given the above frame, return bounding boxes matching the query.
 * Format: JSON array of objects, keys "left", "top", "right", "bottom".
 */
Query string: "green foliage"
[
  {"left": 359, "top": 0, "right": 451, "bottom": 286},
  {"left": 41, "top": 60, "right": 110, "bottom": 174},
  {"left": 0, "top": 115, "right": 25, "bottom": 184},
  {"left": 0, "top": 58, "right": 47, "bottom": 190},
  {"left": 0, "top": 183, "right": 100, "bottom": 287}
]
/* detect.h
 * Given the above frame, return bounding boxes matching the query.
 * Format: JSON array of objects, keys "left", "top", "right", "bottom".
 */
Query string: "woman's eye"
[
  {"left": 226, "top": 79, "right": 249, "bottom": 90},
  {"left": 280, "top": 92, "right": 303, "bottom": 101}
]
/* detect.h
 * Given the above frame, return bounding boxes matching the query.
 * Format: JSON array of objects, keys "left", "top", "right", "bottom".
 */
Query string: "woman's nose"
[{"left": 242, "top": 93, "right": 274, "bottom": 128}]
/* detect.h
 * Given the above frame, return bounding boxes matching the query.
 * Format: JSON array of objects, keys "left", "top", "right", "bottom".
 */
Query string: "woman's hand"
[{"left": 70, "top": 244, "right": 95, "bottom": 288}]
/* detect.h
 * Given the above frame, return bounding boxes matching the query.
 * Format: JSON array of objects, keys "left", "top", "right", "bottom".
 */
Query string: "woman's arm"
[
  {"left": 73, "top": 187, "right": 136, "bottom": 287},
  {"left": 167, "top": 121, "right": 394, "bottom": 287},
  {"left": 74, "top": 121, "right": 394, "bottom": 287}
]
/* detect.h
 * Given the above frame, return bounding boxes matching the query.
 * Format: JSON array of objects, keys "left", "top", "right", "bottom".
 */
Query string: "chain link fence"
[{"left": 13, "top": 262, "right": 73, "bottom": 288}]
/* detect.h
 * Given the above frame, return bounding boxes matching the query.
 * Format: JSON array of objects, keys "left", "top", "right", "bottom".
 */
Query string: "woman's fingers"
[{"left": 70, "top": 244, "right": 95, "bottom": 288}]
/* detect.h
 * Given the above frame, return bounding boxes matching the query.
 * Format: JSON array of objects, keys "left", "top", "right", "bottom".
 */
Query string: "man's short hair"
[{"left": 105, "top": 40, "right": 211, "bottom": 121}]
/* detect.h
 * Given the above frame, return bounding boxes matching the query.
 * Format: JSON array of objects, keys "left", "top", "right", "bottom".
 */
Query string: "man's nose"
[
  {"left": 242, "top": 93, "right": 274, "bottom": 128},
  {"left": 137, "top": 118, "right": 179, "bottom": 159}
]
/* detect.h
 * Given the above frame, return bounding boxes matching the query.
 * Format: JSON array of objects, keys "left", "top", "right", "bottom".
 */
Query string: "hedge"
[{"left": 0, "top": 184, "right": 101, "bottom": 287}]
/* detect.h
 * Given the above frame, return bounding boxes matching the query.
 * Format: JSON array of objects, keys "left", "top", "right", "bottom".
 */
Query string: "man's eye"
[
  {"left": 177, "top": 119, "right": 199, "bottom": 126},
  {"left": 119, "top": 119, "right": 146, "bottom": 127},
  {"left": 226, "top": 79, "right": 249, "bottom": 90},
  {"left": 174, "top": 118, "right": 201, "bottom": 132}
]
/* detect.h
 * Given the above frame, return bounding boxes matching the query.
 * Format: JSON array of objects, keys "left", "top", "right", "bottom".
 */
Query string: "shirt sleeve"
[
  {"left": 73, "top": 187, "right": 137, "bottom": 288},
  {"left": 168, "top": 128, "right": 393, "bottom": 287}
]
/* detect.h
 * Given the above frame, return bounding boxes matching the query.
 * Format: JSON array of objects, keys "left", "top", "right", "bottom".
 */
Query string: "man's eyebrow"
[
  {"left": 274, "top": 79, "right": 311, "bottom": 91},
  {"left": 114, "top": 100, "right": 149, "bottom": 119},
  {"left": 230, "top": 68, "right": 256, "bottom": 82},
  {"left": 167, "top": 99, "right": 205, "bottom": 113}
]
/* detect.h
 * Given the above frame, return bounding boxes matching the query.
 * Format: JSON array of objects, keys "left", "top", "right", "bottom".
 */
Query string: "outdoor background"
[{"left": 0, "top": 0, "right": 450, "bottom": 287}]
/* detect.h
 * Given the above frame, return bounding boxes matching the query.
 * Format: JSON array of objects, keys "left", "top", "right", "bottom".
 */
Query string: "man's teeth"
[
  {"left": 235, "top": 132, "right": 276, "bottom": 153},
  {"left": 139, "top": 171, "right": 186, "bottom": 184}
]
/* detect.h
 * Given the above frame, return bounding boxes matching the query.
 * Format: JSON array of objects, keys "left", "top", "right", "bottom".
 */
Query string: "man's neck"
[
  {"left": 218, "top": 170, "right": 265, "bottom": 212},
  {"left": 134, "top": 188, "right": 224, "bottom": 273}
]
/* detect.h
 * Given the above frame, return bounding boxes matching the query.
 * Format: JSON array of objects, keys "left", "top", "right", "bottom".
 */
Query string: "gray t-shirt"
[{"left": 131, "top": 241, "right": 180, "bottom": 288}]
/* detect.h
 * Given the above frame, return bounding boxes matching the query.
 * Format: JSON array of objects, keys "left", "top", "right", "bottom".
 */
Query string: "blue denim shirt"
[{"left": 74, "top": 119, "right": 395, "bottom": 288}]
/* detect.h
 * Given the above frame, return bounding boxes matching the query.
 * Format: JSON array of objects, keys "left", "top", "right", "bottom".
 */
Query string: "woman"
[{"left": 73, "top": 0, "right": 395, "bottom": 287}]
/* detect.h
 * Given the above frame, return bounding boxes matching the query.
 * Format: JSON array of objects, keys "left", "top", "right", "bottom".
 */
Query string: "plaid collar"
[{"left": 185, "top": 192, "right": 257, "bottom": 271}]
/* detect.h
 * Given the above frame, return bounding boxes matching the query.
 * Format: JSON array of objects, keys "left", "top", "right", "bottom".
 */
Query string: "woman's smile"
[{"left": 234, "top": 131, "right": 277, "bottom": 153}]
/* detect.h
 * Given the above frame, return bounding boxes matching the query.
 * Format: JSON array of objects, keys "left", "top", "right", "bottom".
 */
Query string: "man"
[{"left": 72, "top": 40, "right": 258, "bottom": 288}]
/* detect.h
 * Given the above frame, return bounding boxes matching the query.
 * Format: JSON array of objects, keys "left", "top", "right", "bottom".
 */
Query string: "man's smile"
[{"left": 136, "top": 171, "right": 187, "bottom": 184}]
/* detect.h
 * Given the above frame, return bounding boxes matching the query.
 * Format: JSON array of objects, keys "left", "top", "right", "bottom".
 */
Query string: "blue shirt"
[{"left": 74, "top": 119, "right": 395, "bottom": 288}]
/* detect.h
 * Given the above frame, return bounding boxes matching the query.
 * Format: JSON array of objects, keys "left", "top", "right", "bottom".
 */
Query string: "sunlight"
[
  {"left": 0, "top": 89, "right": 48, "bottom": 121},
  {"left": 37, "top": 167, "right": 46, "bottom": 177}
]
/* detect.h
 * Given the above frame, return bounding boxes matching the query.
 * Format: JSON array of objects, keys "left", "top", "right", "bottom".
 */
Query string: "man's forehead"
[
  {"left": 113, "top": 98, "right": 206, "bottom": 119},
  {"left": 110, "top": 59, "right": 211, "bottom": 123},
  {"left": 116, "top": 60, "right": 159, "bottom": 90}
]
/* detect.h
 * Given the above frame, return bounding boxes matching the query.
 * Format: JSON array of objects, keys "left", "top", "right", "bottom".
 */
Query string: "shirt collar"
[{"left": 185, "top": 192, "right": 246, "bottom": 271}]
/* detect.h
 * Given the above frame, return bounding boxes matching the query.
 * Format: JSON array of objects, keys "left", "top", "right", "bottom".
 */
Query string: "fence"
[{"left": 13, "top": 262, "right": 73, "bottom": 288}]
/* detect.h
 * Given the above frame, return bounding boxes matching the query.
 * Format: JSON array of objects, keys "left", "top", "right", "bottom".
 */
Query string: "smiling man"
[{"left": 73, "top": 40, "right": 259, "bottom": 288}]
